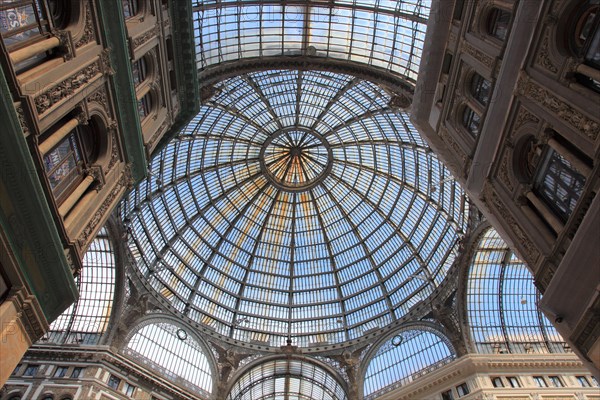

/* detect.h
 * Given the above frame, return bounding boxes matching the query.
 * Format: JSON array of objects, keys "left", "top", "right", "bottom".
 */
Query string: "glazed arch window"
[
  {"left": 533, "top": 147, "right": 586, "bottom": 223},
  {"left": 0, "top": 1, "right": 62, "bottom": 73},
  {"left": 487, "top": 8, "right": 511, "bottom": 41},
  {"left": 470, "top": 73, "right": 492, "bottom": 106},
  {"left": 462, "top": 105, "right": 481, "bottom": 137},
  {"left": 571, "top": 0, "right": 600, "bottom": 93},
  {"left": 41, "top": 118, "right": 98, "bottom": 205}
]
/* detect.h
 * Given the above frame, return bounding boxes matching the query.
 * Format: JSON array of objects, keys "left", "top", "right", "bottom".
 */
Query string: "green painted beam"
[
  {"left": 0, "top": 69, "right": 78, "bottom": 323},
  {"left": 96, "top": 0, "right": 147, "bottom": 183},
  {"left": 153, "top": 0, "right": 199, "bottom": 156}
]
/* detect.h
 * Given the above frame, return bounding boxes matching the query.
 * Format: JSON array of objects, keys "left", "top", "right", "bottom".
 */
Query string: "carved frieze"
[
  {"left": 35, "top": 61, "right": 101, "bottom": 115},
  {"left": 517, "top": 75, "right": 599, "bottom": 141},
  {"left": 461, "top": 42, "right": 494, "bottom": 69},
  {"left": 439, "top": 126, "right": 467, "bottom": 166},
  {"left": 132, "top": 26, "right": 160, "bottom": 50}
]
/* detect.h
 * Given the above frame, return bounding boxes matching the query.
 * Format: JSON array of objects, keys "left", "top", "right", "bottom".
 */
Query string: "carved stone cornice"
[
  {"left": 6, "top": 286, "right": 49, "bottom": 342},
  {"left": 517, "top": 75, "right": 599, "bottom": 141},
  {"left": 34, "top": 61, "right": 102, "bottom": 115},
  {"left": 132, "top": 26, "right": 160, "bottom": 50}
]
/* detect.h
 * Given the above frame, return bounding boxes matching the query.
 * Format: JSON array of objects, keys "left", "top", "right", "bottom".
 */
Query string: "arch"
[
  {"left": 226, "top": 357, "right": 348, "bottom": 400},
  {"left": 192, "top": 0, "right": 431, "bottom": 85},
  {"left": 40, "top": 225, "right": 116, "bottom": 345},
  {"left": 122, "top": 316, "right": 215, "bottom": 397},
  {"left": 362, "top": 323, "right": 456, "bottom": 399},
  {"left": 465, "top": 227, "right": 568, "bottom": 354}
]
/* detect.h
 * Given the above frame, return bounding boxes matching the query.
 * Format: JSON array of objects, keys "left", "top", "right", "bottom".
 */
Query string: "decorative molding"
[
  {"left": 107, "top": 128, "right": 121, "bottom": 172},
  {"left": 86, "top": 86, "right": 109, "bottom": 109},
  {"left": 132, "top": 26, "right": 160, "bottom": 50},
  {"left": 77, "top": 167, "right": 132, "bottom": 247},
  {"left": 461, "top": 41, "right": 494, "bottom": 69},
  {"left": 513, "top": 105, "right": 540, "bottom": 133},
  {"left": 99, "top": 47, "right": 115, "bottom": 76},
  {"left": 75, "top": 1, "right": 96, "bottom": 48},
  {"left": 485, "top": 187, "right": 540, "bottom": 264},
  {"left": 535, "top": 29, "right": 559, "bottom": 74},
  {"left": 518, "top": 75, "right": 599, "bottom": 141},
  {"left": 14, "top": 103, "right": 29, "bottom": 135},
  {"left": 34, "top": 61, "right": 101, "bottom": 115}
]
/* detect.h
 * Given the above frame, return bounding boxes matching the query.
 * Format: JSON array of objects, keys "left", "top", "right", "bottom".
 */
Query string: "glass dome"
[{"left": 123, "top": 69, "right": 468, "bottom": 348}]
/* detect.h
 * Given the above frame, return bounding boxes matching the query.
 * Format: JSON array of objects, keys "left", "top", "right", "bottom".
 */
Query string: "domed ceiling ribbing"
[{"left": 123, "top": 70, "right": 468, "bottom": 348}]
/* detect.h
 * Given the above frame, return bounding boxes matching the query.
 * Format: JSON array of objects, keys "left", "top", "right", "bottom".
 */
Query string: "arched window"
[
  {"left": 571, "top": 1, "right": 600, "bottom": 92},
  {"left": 41, "top": 227, "right": 116, "bottom": 344},
  {"left": 227, "top": 359, "right": 347, "bottom": 400},
  {"left": 363, "top": 328, "right": 455, "bottom": 398},
  {"left": 487, "top": 8, "right": 511, "bottom": 41},
  {"left": 467, "top": 228, "right": 568, "bottom": 354},
  {"left": 533, "top": 147, "right": 586, "bottom": 222},
  {"left": 47, "top": 0, "right": 71, "bottom": 29},
  {"left": 470, "top": 73, "right": 492, "bottom": 106},
  {"left": 42, "top": 120, "right": 97, "bottom": 204},
  {"left": 0, "top": 1, "right": 60, "bottom": 73},
  {"left": 462, "top": 106, "right": 481, "bottom": 137},
  {"left": 124, "top": 321, "right": 213, "bottom": 397}
]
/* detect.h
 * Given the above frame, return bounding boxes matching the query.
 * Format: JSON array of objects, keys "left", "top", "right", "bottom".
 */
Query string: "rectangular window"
[
  {"left": 549, "top": 376, "right": 563, "bottom": 387},
  {"left": 534, "top": 149, "right": 586, "bottom": 222},
  {"left": 54, "top": 366, "right": 68, "bottom": 378},
  {"left": 108, "top": 374, "right": 121, "bottom": 390},
  {"left": 577, "top": 376, "right": 591, "bottom": 387},
  {"left": 43, "top": 132, "right": 83, "bottom": 202},
  {"left": 71, "top": 367, "right": 84, "bottom": 378},
  {"left": 507, "top": 376, "right": 520, "bottom": 388},
  {"left": 591, "top": 376, "right": 599, "bottom": 387},
  {"left": 441, "top": 390, "right": 454, "bottom": 400},
  {"left": 491, "top": 377, "right": 504, "bottom": 387},
  {"left": 23, "top": 365, "right": 39, "bottom": 376},
  {"left": 456, "top": 382, "right": 469, "bottom": 397},
  {"left": 12, "top": 364, "right": 22, "bottom": 375},
  {"left": 123, "top": 382, "right": 136, "bottom": 396},
  {"left": 533, "top": 376, "right": 547, "bottom": 387}
]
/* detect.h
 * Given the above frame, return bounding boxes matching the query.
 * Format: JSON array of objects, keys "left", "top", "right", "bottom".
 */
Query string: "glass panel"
[
  {"left": 41, "top": 227, "right": 116, "bottom": 345},
  {"left": 363, "top": 329, "right": 455, "bottom": 398},
  {"left": 192, "top": 1, "right": 432, "bottom": 83},
  {"left": 467, "top": 228, "right": 568, "bottom": 354},
  {"left": 123, "top": 70, "right": 468, "bottom": 348},
  {"left": 125, "top": 322, "right": 212, "bottom": 396},
  {"left": 227, "top": 359, "right": 347, "bottom": 400},
  {"left": 470, "top": 73, "right": 491, "bottom": 106},
  {"left": 534, "top": 149, "right": 586, "bottom": 222},
  {"left": 488, "top": 8, "right": 510, "bottom": 40}
]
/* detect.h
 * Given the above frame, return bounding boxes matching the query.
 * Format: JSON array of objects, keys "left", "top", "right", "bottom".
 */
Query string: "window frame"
[
  {"left": 533, "top": 376, "right": 548, "bottom": 388},
  {"left": 23, "top": 364, "right": 39, "bottom": 377},
  {"left": 53, "top": 366, "right": 68, "bottom": 378},
  {"left": 507, "top": 376, "right": 521, "bottom": 388},
  {"left": 107, "top": 374, "right": 121, "bottom": 390},
  {"left": 533, "top": 147, "right": 586, "bottom": 222},
  {"left": 469, "top": 73, "right": 492, "bottom": 106},
  {"left": 461, "top": 105, "right": 481, "bottom": 137},
  {"left": 487, "top": 8, "right": 511, "bottom": 41}
]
